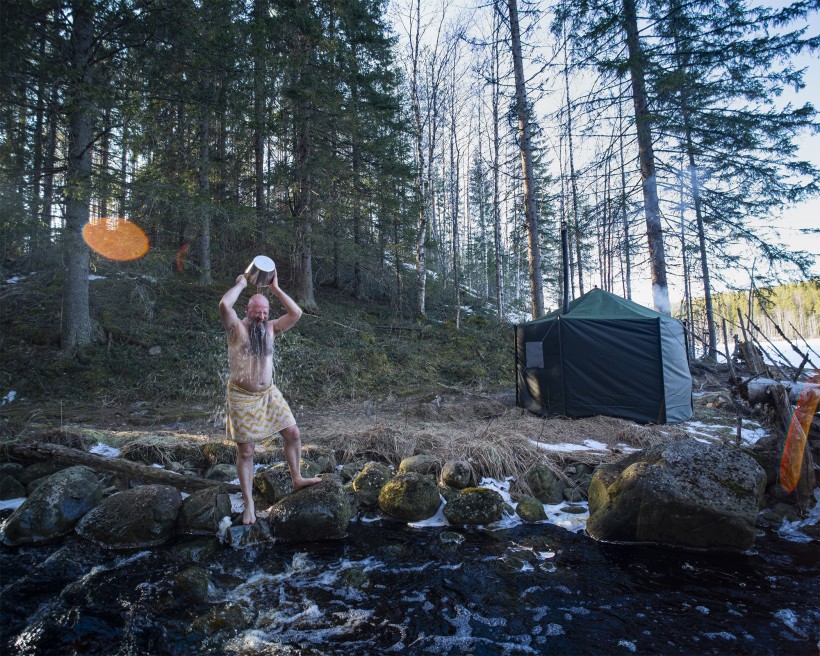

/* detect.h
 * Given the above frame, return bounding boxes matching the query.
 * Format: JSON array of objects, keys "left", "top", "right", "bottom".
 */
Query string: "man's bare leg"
[
  {"left": 236, "top": 442, "right": 256, "bottom": 524},
  {"left": 281, "top": 424, "right": 322, "bottom": 491}
]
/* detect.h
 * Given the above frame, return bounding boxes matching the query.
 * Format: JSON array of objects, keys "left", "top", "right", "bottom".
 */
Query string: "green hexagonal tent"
[{"left": 515, "top": 288, "right": 693, "bottom": 424}]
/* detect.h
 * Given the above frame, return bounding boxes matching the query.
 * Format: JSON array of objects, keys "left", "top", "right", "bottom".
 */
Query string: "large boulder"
[
  {"left": 254, "top": 461, "right": 322, "bottom": 505},
  {"left": 352, "top": 462, "right": 393, "bottom": 510},
  {"left": 378, "top": 472, "right": 441, "bottom": 522},
  {"left": 1, "top": 466, "right": 103, "bottom": 546},
  {"left": 178, "top": 485, "right": 232, "bottom": 535},
  {"left": 268, "top": 476, "right": 353, "bottom": 542},
  {"left": 76, "top": 484, "right": 183, "bottom": 549},
  {"left": 443, "top": 487, "right": 504, "bottom": 525},
  {"left": 586, "top": 439, "right": 766, "bottom": 551},
  {"left": 526, "top": 464, "right": 565, "bottom": 504}
]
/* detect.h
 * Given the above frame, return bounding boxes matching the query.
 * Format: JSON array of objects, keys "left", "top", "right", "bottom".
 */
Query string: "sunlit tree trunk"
[
  {"left": 61, "top": 0, "right": 94, "bottom": 350},
  {"left": 622, "top": 0, "right": 670, "bottom": 314},
  {"left": 507, "top": 0, "right": 544, "bottom": 318}
]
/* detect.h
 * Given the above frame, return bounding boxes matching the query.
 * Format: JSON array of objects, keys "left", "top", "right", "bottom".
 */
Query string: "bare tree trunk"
[
  {"left": 492, "top": 11, "right": 504, "bottom": 322},
  {"left": 42, "top": 82, "right": 59, "bottom": 241},
  {"left": 450, "top": 73, "right": 461, "bottom": 330},
  {"left": 291, "top": 103, "right": 318, "bottom": 312},
  {"left": 622, "top": 0, "right": 670, "bottom": 314},
  {"left": 562, "top": 32, "right": 584, "bottom": 296},
  {"left": 61, "top": 0, "right": 94, "bottom": 350},
  {"left": 507, "top": 0, "right": 544, "bottom": 318},
  {"left": 253, "top": 0, "right": 266, "bottom": 244},
  {"left": 99, "top": 107, "right": 110, "bottom": 218},
  {"left": 618, "top": 86, "right": 632, "bottom": 300}
]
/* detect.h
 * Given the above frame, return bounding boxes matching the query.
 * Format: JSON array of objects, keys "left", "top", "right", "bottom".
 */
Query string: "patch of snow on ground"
[
  {"left": 739, "top": 420, "right": 767, "bottom": 444},
  {"left": 88, "top": 274, "right": 106, "bottom": 281},
  {"left": 1, "top": 391, "right": 16, "bottom": 405},
  {"left": 530, "top": 438, "right": 609, "bottom": 452},
  {"left": 90, "top": 443, "right": 120, "bottom": 457}
]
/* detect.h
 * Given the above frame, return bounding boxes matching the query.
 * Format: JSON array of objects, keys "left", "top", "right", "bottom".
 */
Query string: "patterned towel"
[{"left": 226, "top": 382, "right": 296, "bottom": 444}]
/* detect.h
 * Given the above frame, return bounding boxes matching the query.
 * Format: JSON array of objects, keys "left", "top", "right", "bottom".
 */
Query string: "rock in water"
[
  {"left": 2, "top": 466, "right": 103, "bottom": 546},
  {"left": 443, "top": 487, "right": 504, "bottom": 525},
  {"left": 352, "top": 462, "right": 393, "bottom": 511},
  {"left": 1, "top": 466, "right": 103, "bottom": 546},
  {"left": 76, "top": 484, "right": 182, "bottom": 549},
  {"left": 254, "top": 460, "right": 322, "bottom": 505},
  {"left": 586, "top": 439, "right": 766, "bottom": 551},
  {"left": 516, "top": 496, "right": 547, "bottom": 522},
  {"left": 378, "top": 472, "right": 441, "bottom": 522},
  {"left": 177, "top": 485, "right": 232, "bottom": 535},
  {"left": 526, "top": 464, "right": 565, "bottom": 504},
  {"left": 268, "top": 476, "right": 353, "bottom": 542}
]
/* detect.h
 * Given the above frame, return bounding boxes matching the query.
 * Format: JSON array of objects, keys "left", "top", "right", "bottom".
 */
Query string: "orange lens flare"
[
  {"left": 82, "top": 217, "right": 149, "bottom": 262},
  {"left": 779, "top": 374, "right": 820, "bottom": 494}
]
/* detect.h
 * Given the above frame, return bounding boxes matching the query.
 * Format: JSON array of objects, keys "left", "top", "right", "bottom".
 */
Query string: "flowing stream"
[{"left": 1, "top": 515, "right": 817, "bottom": 655}]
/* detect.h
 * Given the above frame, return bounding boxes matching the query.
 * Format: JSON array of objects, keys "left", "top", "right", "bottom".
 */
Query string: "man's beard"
[{"left": 249, "top": 320, "right": 268, "bottom": 360}]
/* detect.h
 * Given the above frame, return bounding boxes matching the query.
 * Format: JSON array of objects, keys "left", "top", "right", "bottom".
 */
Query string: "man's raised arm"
[
  {"left": 269, "top": 270, "right": 302, "bottom": 334},
  {"left": 219, "top": 275, "right": 248, "bottom": 330}
]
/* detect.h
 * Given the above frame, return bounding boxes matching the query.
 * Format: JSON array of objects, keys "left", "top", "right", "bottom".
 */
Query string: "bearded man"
[{"left": 219, "top": 269, "right": 321, "bottom": 524}]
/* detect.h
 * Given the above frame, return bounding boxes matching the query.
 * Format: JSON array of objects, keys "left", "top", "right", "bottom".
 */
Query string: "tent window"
[{"left": 526, "top": 341, "right": 544, "bottom": 369}]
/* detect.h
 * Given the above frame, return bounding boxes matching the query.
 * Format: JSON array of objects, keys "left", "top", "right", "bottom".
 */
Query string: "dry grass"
[{"left": 300, "top": 394, "right": 693, "bottom": 493}]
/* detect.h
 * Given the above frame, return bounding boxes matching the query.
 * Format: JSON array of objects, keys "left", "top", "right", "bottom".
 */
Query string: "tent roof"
[{"left": 528, "top": 288, "right": 670, "bottom": 323}]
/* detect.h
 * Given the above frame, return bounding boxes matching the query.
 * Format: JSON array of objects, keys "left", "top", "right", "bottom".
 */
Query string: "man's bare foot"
[
  {"left": 242, "top": 504, "right": 256, "bottom": 525},
  {"left": 292, "top": 476, "right": 322, "bottom": 491}
]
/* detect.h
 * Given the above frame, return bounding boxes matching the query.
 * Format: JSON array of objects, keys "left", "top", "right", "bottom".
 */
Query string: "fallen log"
[
  {"left": 3, "top": 441, "right": 240, "bottom": 494},
  {"left": 737, "top": 378, "right": 820, "bottom": 406}
]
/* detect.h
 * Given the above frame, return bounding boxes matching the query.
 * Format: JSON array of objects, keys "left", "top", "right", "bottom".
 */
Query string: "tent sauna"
[{"left": 515, "top": 288, "right": 693, "bottom": 424}]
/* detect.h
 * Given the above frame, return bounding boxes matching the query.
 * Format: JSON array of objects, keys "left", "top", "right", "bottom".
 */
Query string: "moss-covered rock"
[
  {"left": 76, "top": 484, "right": 182, "bottom": 549},
  {"left": 340, "top": 458, "right": 369, "bottom": 482},
  {"left": 526, "top": 464, "right": 565, "bottom": 504},
  {"left": 1, "top": 466, "right": 103, "bottom": 545},
  {"left": 253, "top": 460, "right": 322, "bottom": 505},
  {"left": 515, "top": 496, "right": 547, "bottom": 522},
  {"left": 205, "top": 463, "right": 238, "bottom": 482},
  {"left": 301, "top": 444, "right": 337, "bottom": 473},
  {"left": 352, "top": 461, "right": 392, "bottom": 510},
  {"left": 378, "top": 472, "right": 441, "bottom": 522},
  {"left": 440, "top": 460, "right": 474, "bottom": 489},
  {"left": 178, "top": 485, "right": 232, "bottom": 535},
  {"left": 443, "top": 487, "right": 504, "bottom": 525},
  {"left": 268, "top": 476, "right": 353, "bottom": 542},
  {"left": 397, "top": 454, "right": 441, "bottom": 477},
  {"left": 586, "top": 439, "right": 766, "bottom": 551}
]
